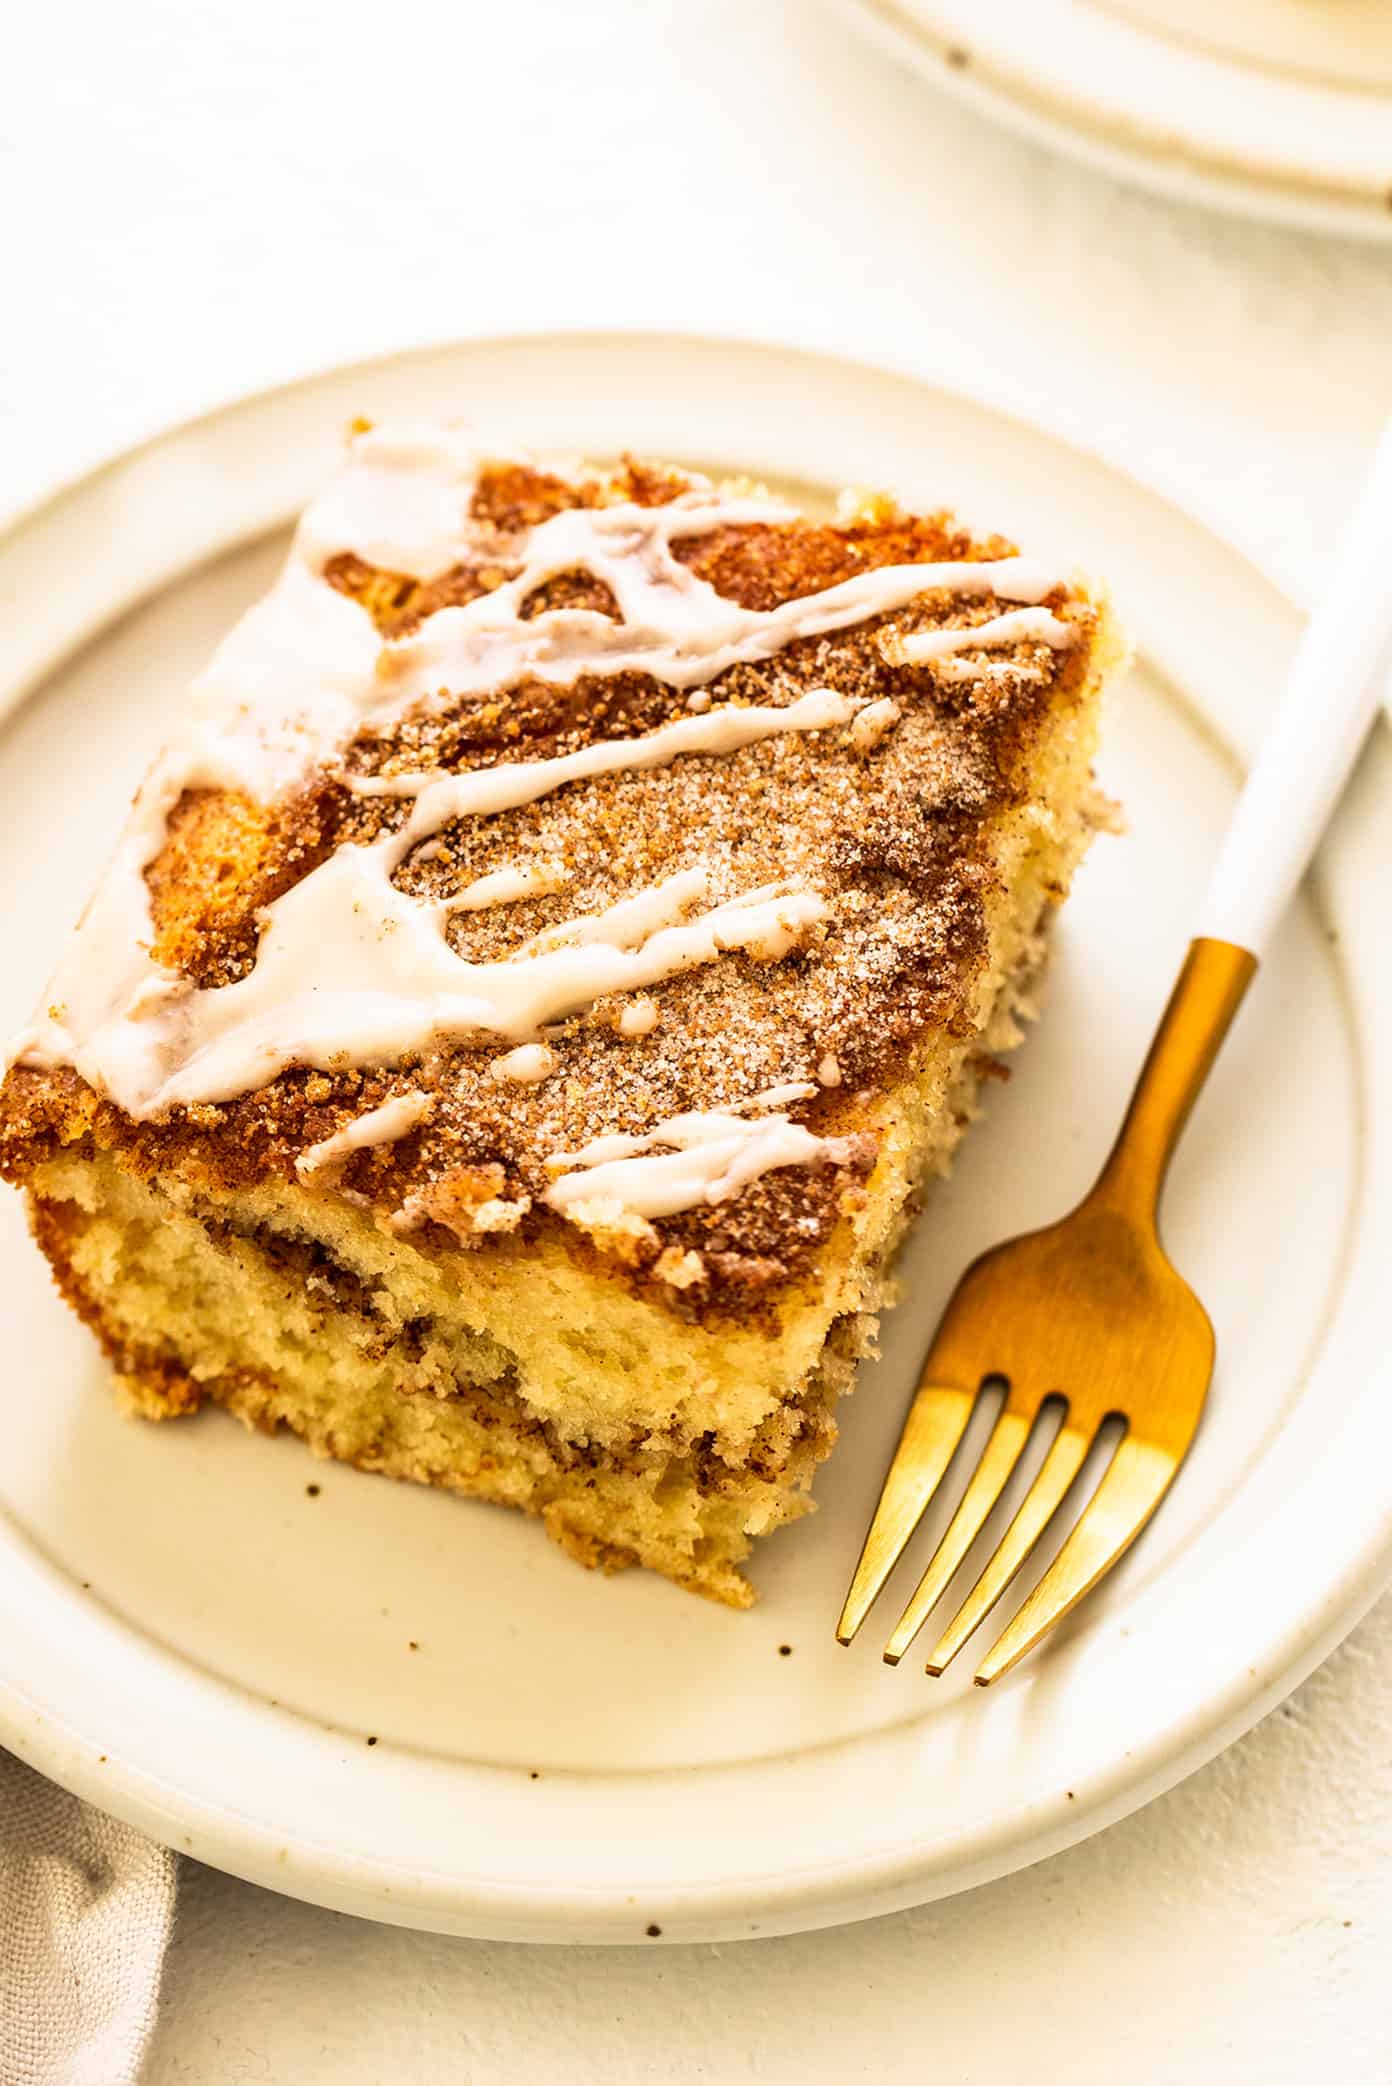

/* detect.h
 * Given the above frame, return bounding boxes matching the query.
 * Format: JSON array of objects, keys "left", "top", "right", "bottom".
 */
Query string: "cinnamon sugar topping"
[{"left": 4, "top": 430, "right": 1100, "bottom": 1257}]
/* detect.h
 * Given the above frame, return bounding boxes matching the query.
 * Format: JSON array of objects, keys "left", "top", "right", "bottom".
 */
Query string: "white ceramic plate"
[
  {"left": 1, "top": 333, "right": 1389, "bottom": 1945},
  {"left": 834, "top": 0, "right": 1392, "bottom": 241}
]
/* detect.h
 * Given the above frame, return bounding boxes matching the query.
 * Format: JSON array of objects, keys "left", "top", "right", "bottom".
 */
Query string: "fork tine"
[
  {"left": 883, "top": 1406, "right": 1032, "bottom": 1665},
  {"left": 835, "top": 1383, "right": 975, "bottom": 1645},
  {"left": 972, "top": 1435, "right": 1178, "bottom": 1685},
  {"left": 925, "top": 1421, "right": 1091, "bottom": 1675}
]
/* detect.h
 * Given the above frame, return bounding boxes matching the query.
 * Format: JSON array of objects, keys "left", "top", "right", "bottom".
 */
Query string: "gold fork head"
[{"left": 837, "top": 937, "right": 1254, "bottom": 1684}]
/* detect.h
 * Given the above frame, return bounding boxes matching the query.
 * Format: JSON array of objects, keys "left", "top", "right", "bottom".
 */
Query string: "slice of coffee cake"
[{"left": 0, "top": 427, "right": 1123, "bottom": 1605}]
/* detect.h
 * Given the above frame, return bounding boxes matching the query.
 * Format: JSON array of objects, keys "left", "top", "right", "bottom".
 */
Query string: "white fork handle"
[{"left": 1196, "top": 414, "right": 1392, "bottom": 957}]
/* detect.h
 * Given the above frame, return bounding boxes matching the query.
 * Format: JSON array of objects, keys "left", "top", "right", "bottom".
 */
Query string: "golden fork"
[{"left": 837, "top": 417, "right": 1392, "bottom": 1685}]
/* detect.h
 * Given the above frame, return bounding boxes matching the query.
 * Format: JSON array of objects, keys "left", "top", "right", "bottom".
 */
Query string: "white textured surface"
[
  {"left": 148, "top": 1640, "right": 1392, "bottom": 2083},
  {"left": 3, "top": 0, "right": 1391, "bottom": 2076}
]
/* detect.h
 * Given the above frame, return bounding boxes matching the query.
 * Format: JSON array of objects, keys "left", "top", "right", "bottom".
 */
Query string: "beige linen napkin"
[{"left": 0, "top": 1751, "right": 174, "bottom": 2086}]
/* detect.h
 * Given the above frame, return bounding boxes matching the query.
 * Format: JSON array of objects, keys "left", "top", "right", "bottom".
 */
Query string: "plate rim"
[
  {"left": 1, "top": 327, "right": 1389, "bottom": 1943},
  {"left": 830, "top": 0, "right": 1392, "bottom": 243}
]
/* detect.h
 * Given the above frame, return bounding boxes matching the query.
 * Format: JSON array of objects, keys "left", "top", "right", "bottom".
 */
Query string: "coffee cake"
[{"left": 0, "top": 425, "right": 1124, "bottom": 1604}]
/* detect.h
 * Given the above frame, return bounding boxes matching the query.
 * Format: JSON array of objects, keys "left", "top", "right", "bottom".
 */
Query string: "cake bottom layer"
[{"left": 21, "top": 921, "right": 1056, "bottom": 1606}]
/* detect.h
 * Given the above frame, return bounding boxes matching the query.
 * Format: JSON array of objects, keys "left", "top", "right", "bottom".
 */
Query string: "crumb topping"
[{"left": 0, "top": 443, "right": 1103, "bottom": 1316}]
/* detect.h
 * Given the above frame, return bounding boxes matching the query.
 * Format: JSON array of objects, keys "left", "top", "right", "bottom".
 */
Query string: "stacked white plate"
[{"left": 836, "top": 0, "right": 1392, "bottom": 239}]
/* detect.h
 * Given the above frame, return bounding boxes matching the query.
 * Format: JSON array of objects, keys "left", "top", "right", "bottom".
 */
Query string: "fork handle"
[
  {"left": 1097, "top": 417, "right": 1392, "bottom": 1214},
  {"left": 1096, "top": 416, "right": 1392, "bottom": 1213},
  {"left": 1195, "top": 412, "right": 1392, "bottom": 956},
  {"left": 1092, "top": 937, "right": 1256, "bottom": 1214}
]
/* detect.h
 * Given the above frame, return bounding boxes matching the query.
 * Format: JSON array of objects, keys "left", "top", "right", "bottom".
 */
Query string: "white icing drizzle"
[
  {"left": 881, "top": 606, "right": 1074, "bottom": 668},
  {"left": 51, "top": 859, "right": 829, "bottom": 1114},
  {"left": 18, "top": 697, "right": 847, "bottom": 1114},
  {"left": 544, "top": 1099, "right": 858, "bottom": 1222},
  {"left": 548, "top": 1084, "right": 817, "bottom": 1171},
  {"left": 373, "top": 526, "right": 1059, "bottom": 715},
  {"left": 444, "top": 863, "right": 566, "bottom": 913},
  {"left": 179, "top": 559, "right": 384, "bottom": 802},
  {"left": 294, "top": 424, "right": 489, "bottom": 580},
  {"left": 490, "top": 1043, "right": 556, "bottom": 1085},
  {"left": 929, "top": 655, "right": 1048, "bottom": 687},
  {"left": 617, "top": 997, "right": 659, "bottom": 1038},
  {"left": 524, "top": 869, "right": 710, "bottom": 955},
  {"left": 744, "top": 1081, "right": 820, "bottom": 1110},
  {"left": 13, "top": 424, "right": 1069, "bottom": 1192},
  {"left": 295, "top": 1090, "right": 431, "bottom": 1180},
  {"left": 352, "top": 685, "right": 858, "bottom": 829},
  {"left": 849, "top": 697, "right": 901, "bottom": 752}
]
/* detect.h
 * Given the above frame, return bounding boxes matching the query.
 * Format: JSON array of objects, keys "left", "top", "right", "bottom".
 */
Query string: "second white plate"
[
  {"left": 0, "top": 332, "right": 1389, "bottom": 1941},
  {"left": 835, "top": 0, "right": 1392, "bottom": 241}
]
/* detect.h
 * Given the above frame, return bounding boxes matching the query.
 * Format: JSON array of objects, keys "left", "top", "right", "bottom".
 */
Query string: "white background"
[{"left": 4, "top": 2, "right": 1392, "bottom": 2078}]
